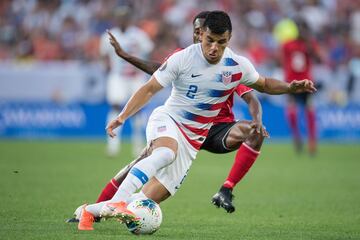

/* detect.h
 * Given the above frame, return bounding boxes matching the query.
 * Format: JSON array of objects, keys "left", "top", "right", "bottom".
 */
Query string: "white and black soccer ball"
[{"left": 125, "top": 198, "right": 162, "bottom": 235}]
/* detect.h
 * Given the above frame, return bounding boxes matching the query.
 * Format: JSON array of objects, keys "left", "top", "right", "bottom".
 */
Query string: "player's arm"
[
  {"left": 106, "top": 76, "right": 163, "bottom": 137},
  {"left": 249, "top": 76, "right": 317, "bottom": 95},
  {"left": 107, "top": 30, "right": 161, "bottom": 75}
]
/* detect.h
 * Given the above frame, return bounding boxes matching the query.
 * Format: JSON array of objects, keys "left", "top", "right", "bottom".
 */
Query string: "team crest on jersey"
[{"left": 222, "top": 71, "right": 232, "bottom": 85}]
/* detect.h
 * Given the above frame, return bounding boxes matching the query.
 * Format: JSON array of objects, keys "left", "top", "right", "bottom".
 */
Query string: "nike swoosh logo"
[{"left": 191, "top": 74, "right": 202, "bottom": 78}]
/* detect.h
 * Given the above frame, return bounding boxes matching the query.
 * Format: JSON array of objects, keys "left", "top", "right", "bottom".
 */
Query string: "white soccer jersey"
[
  {"left": 100, "top": 26, "right": 154, "bottom": 77},
  {"left": 153, "top": 43, "right": 259, "bottom": 151}
]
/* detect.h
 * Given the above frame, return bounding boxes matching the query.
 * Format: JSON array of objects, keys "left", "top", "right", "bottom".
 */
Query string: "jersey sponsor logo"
[
  {"left": 191, "top": 73, "right": 202, "bottom": 78},
  {"left": 222, "top": 71, "right": 232, "bottom": 85}
]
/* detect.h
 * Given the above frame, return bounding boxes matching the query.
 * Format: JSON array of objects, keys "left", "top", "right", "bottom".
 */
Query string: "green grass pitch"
[{"left": 0, "top": 140, "right": 359, "bottom": 240}]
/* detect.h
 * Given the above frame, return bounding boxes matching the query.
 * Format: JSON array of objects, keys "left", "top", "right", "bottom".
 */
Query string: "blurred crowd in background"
[{"left": 1, "top": 0, "right": 360, "bottom": 104}]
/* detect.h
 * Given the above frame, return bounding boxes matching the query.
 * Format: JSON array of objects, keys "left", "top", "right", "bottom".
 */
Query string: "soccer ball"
[{"left": 125, "top": 198, "right": 162, "bottom": 235}]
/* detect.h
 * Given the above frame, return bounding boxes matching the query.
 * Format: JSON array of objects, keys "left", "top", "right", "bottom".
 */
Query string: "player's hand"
[
  {"left": 107, "top": 30, "right": 124, "bottom": 56},
  {"left": 106, "top": 117, "right": 124, "bottom": 138},
  {"left": 289, "top": 79, "right": 317, "bottom": 94},
  {"left": 250, "top": 121, "right": 270, "bottom": 138}
]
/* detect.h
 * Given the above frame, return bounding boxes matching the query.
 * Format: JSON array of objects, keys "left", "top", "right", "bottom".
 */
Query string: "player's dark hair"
[
  {"left": 203, "top": 11, "right": 232, "bottom": 34},
  {"left": 192, "top": 11, "right": 210, "bottom": 24}
]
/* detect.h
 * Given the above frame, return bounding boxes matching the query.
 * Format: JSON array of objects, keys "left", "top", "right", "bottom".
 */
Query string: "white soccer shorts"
[{"left": 146, "top": 106, "right": 198, "bottom": 195}]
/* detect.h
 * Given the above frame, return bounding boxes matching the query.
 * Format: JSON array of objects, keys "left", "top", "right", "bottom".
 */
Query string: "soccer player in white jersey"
[
  {"left": 67, "top": 12, "right": 265, "bottom": 224},
  {"left": 100, "top": 7, "right": 154, "bottom": 157},
  {"left": 78, "top": 11, "right": 316, "bottom": 230}
]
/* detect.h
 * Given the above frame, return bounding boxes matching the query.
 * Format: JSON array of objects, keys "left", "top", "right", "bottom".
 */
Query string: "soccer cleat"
[
  {"left": 66, "top": 217, "right": 79, "bottom": 223},
  {"left": 100, "top": 201, "right": 136, "bottom": 224},
  {"left": 66, "top": 203, "right": 101, "bottom": 223},
  {"left": 66, "top": 216, "right": 101, "bottom": 223},
  {"left": 78, "top": 205, "right": 95, "bottom": 231},
  {"left": 211, "top": 186, "right": 235, "bottom": 213}
]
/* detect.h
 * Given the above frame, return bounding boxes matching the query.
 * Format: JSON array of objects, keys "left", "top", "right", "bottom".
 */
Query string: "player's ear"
[
  {"left": 200, "top": 28, "right": 204, "bottom": 40},
  {"left": 199, "top": 29, "right": 204, "bottom": 42}
]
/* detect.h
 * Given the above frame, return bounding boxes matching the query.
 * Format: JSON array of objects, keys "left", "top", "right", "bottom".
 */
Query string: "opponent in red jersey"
[
  {"left": 67, "top": 12, "right": 268, "bottom": 222},
  {"left": 282, "top": 20, "right": 321, "bottom": 155}
]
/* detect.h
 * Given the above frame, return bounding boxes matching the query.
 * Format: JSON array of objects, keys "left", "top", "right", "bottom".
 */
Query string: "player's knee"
[
  {"left": 152, "top": 147, "right": 176, "bottom": 165},
  {"left": 231, "top": 123, "right": 249, "bottom": 141},
  {"left": 245, "top": 131, "right": 264, "bottom": 151}
]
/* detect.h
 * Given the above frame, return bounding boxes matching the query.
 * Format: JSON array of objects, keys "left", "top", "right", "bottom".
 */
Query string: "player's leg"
[
  {"left": 211, "top": 121, "right": 264, "bottom": 213},
  {"left": 105, "top": 137, "right": 177, "bottom": 204},
  {"left": 305, "top": 95, "right": 316, "bottom": 155},
  {"left": 78, "top": 108, "right": 197, "bottom": 230},
  {"left": 76, "top": 179, "right": 168, "bottom": 230},
  {"left": 286, "top": 95, "right": 302, "bottom": 153},
  {"left": 141, "top": 177, "right": 171, "bottom": 203},
  {"left": 98, "top": 142, "right": 154, "bottom": 203},
  {"left": 67, "top": 144, "right": 154, "bottom": 223},
  {"left": 83, "top": 137, "right": 176, "bottom": 214},
  {"left": 79, "top": 107, "right": 180, "bottom": 229},
  {"left": 78, "top": 137, "right": 177, "bottom": 230}
]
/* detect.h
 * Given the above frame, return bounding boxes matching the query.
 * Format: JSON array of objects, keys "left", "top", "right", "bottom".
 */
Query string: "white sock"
[
  {"left": 85, "top": 201, "right": 109, "bottom": 217},
  {"left": 85, "top": 191, "right": 147, "bottom": 216},
  {"left": 109, "top": 147, "right": 176, "bottom": 203},
  {"left": 107, "top": 110, "right": 122, "bottom": 155},
  {"left": 126, "top": 191, "right": 147, "bottom": 204}
]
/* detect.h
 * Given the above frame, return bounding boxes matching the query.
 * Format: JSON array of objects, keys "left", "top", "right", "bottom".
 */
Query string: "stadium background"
[
  {"left": 0, "top": 1, "right": 360, "bottom": 239},
  {"left": 0, "top": 0, "right": 360, "bottom": 140}
]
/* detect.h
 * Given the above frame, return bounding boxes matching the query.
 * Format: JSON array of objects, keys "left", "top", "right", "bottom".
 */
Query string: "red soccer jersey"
[
  {"left": 214, "top": 85, "right": 253, "bottom": 124},
  {"left": 282, "top": 39, "right": 315, "bottom": 82}
]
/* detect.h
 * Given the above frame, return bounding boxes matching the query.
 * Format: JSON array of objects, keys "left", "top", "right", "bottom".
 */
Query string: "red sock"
[
  {"left": 223, "top": 143, "right": 260, "bottom": 189},
  {"left": 286, "top": 105, "right": 300, "bottom": 140},
  {"left": 96, "top": 178, "right": 120, "bottom": 203},
  {"left": 306, "top": 108, "right": 316, "bottom": 153}
]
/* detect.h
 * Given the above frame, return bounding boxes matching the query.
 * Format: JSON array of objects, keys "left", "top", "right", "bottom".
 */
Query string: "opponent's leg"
[{"left": 212, "top": 121, "right": 264, "bottom": 213}]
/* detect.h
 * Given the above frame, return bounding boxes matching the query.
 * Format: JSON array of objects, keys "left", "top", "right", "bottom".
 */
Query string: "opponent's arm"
[
  {"left": 249, "top": 76, "right": 316, "bottom": 95},
  {"left": 106, "top": 76, "right": 163, "bottom": 137},
  {"left": 242, "top": 91, "right": 269, "bottom": 137},
  {"left": 242, "top": 91, "right": 262, "bottom": 124},
  {"left": 108, "top": 30, "right": 161, "bottom": 75}
]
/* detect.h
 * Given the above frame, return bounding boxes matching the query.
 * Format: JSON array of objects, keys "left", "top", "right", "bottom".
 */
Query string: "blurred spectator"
[
  {"left": 0, "top": 0, "right": 358, "bottom": 103},
  {"left": 99, "top": 6, "right": 153, "bottom": 157}
]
